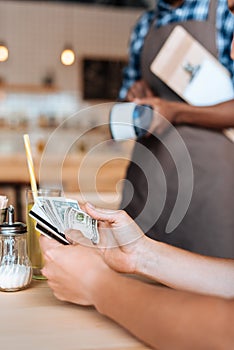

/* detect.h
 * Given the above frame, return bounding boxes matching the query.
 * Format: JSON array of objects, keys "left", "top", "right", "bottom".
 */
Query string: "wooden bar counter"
[{"left": 0, "top": 280, "right": 150, "bottom": 350}]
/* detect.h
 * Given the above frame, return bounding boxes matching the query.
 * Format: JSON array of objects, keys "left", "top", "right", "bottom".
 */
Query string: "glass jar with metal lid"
[{"left": 0, "top": 205, "right": 32, "bottom": 292}]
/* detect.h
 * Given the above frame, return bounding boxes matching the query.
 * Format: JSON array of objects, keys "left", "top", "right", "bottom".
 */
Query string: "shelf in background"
[{"left": 0, "top": 83, "right": 59, "bottom": 94}]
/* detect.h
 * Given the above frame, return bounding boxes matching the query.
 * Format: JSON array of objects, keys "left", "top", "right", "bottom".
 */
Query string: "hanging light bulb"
[
  {"left": 61, "top": 4, "right": 76, "bottom": 66},
  {"left": 61, "top": 45, "right": 75, "bottom": 66},
  {"left": 0, "top": 42, "right": 9, "bottom": 62}
]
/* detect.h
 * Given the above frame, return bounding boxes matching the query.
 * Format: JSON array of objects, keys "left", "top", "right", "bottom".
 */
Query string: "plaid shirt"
[{"left": 119, "top": 0, "right": 234, "bottom": 100}]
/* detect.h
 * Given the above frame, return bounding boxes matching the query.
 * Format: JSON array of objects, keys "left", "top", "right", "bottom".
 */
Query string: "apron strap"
[{"left": 208, "top": 0, "right": 217, "bottom": 26}]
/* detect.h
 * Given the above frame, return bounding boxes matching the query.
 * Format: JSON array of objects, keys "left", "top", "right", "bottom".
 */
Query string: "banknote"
[
  {"left": 29, "top": 200, "right": 69, "bottom": 245},
  {"left": 49, "top": 197, "right": 80, "bottom": 229},
  {"left": 36, "top": 197, "right": 64, "bottom": 232},
  {"left": 64, "top": 207, "right": 99, "bottom": 244},
  {"left": 30, "top": 197, "right": 99, "bottom": 245},
  {"left": 36, "top": 197, "right": 80, "bottom": 231}
]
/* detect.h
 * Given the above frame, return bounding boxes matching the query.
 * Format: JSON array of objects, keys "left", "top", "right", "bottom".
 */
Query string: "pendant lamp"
[
  {"left": 61, "top": 45, "right": 76, "bottom": 66},
  {"left": 0, "top": 42, "right": 9, "bottom": 62}
]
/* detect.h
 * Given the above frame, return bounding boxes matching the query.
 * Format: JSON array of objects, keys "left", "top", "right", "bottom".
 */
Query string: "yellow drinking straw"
[{"left": 23, "top": 134, "right": 38, "bottom": 200}]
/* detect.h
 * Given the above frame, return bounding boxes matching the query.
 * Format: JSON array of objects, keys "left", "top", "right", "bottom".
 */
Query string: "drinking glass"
[
  {"left": 26, "top": 188, "right": 62, "bottom": 280},
  {"left": 0, "top": 208, "right": 7, "bottom": 224}
]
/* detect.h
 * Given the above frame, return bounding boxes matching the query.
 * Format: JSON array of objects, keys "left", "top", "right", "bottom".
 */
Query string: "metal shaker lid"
[{"left": 0, "top": 205, "right": 27, "bottom": 235}]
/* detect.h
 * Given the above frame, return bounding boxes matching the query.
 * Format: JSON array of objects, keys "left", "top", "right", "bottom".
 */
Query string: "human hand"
[
  {"left": 40, "top": 235, "right": 111, "bottom": 306},
  {"left": 65, "top": 203, "right": 146, "bottom": 275},
  {"left": 133, "top": 96, "right": 185, "bottom": 135},
  {"left": 126, "top": 80, "right": 154, "bottom": 101},
  {"left": 134, "top": 97, "right": 179, "bottom": 124}
]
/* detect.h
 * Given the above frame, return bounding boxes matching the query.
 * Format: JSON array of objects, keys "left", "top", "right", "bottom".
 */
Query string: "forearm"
[
  {"left": 134, "top": 238, "right": 234, "bottom": 298},
  {"left": 173, "top": 99, "right": 234, "bottom": 129},
  {"left": 93, "top": 270, "right": 234, "bottom": 350},
  {"left": 83, "top": 205, "right": 234, "bottom": 298}
]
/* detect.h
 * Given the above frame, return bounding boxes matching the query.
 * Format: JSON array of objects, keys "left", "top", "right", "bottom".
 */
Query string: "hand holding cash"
[{"left": 29, "top": 197, "right": 99, "bottom": 245}]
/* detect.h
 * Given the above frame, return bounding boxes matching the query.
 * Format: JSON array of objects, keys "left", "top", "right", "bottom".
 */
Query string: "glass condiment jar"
[{"left": 0, "top": 205, "right": 32, "bottom": 292}]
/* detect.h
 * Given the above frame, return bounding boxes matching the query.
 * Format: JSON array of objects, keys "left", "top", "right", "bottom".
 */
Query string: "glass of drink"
[
  {"left": 0, "top": 208, "right": 7, "bottom": 224},
  {"left": 26, "top": 188, "right": 63, "bottom": 280}
]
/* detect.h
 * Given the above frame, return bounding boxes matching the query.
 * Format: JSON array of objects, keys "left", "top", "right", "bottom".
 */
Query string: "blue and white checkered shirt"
[{"left": 119, "top": 0, "right": 234, "bottom": 100}]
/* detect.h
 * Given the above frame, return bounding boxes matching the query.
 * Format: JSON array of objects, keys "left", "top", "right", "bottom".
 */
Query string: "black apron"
[{"left": 120, "top": 0, "right": 234, "bottom": 258}]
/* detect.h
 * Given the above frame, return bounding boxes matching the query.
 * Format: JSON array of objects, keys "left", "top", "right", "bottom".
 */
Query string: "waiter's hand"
[
  {"left": 133, "top": 96, "right": 187, "bottom": 135},
  {"left": 126, "top": 80, "right": 154, "bottom": 101},
  {"left": 65, "top": 203, "right": 146, "bottom": 275},
  {"left": 134, "top": 96, "right": 181, "bottom": 124}
]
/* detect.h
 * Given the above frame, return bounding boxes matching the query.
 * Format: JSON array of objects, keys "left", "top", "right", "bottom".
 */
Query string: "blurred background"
[{"left": 0, "top": 0, "right": 154, "bottom": 219}]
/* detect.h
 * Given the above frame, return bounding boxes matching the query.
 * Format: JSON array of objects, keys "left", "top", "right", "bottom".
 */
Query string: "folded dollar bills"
[{"left": 29, "top": 197, "right": 99, "bottom": 245}]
